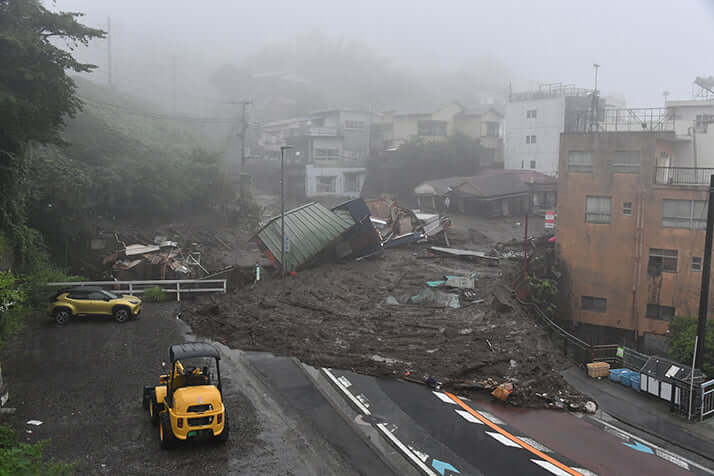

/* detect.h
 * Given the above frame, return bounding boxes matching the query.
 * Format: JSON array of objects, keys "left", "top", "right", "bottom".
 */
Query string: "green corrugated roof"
[{"left": 255, "top": 202, "right": 355, "bottom": 271}]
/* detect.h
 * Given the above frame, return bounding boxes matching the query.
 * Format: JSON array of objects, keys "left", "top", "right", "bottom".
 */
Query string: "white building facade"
[{"left": 505, "top": 84, "right": 594, "bottom": 176}]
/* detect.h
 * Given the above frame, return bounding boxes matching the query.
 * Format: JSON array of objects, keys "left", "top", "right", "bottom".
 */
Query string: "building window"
[
  {"left": 568, "top": 151, "right": 592, "bottom": 173},
  {"left": 530, "top": 160, "right": 536, "bottom": 169},
  {"left": 582, "top": 296, "right": 607, "bottom": 312},
  {"left": 485, "top": 122, "right": 499, "bottom": 137},
  {"left": 662, "top": 199, "right": 706, "bottom": 229},
  {"left": 344, "top": 174, "right": 361, "bottom": 193},
  {"left": 344, "top": 120, "right": 366, "bottom": 131},
  {"left": 316, "top": 176, "right": 337, "bottom": 193},
  {"left": 692, "top": 256, "right": 703, "bottom": 272},
  {"left": 695, "top": 114, "right": 714, "bottom": 132},
  {"left": 648, "top": 248, "right": 678, "bottom": 273},
  {"left": 521, "top": 160, "right": 524, "bottom": 169},
  {"left": 526, "top": 109, "right": 537, "bottom": 119},
  {"left": 646, "top": 304, "right": 675, "bottom": 321},
  {"left": 612, "top": 150, "right": 641, "bottom": 174},
  {"left": 314, "top": 148, "right": 340, "bottom": 160},
  {"left": 585, "top": 196, "right": 611, "bottom": 224},
  {"left": 623, "top": 202, "right": 633, "bottom": 216},
  {"left": 418, "top": 120, "right": 447, "bottom": 137},
  {"left": 526, "top": 135, "right": 536, "bottom": 144}
]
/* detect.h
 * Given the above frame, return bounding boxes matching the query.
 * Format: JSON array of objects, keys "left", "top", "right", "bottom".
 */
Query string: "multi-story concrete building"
[
  {"left": 505, "top": 83, "right": 600, "bottom": 176},
  {"left": 556, "top": 106, "right": 714, "bottom": 353},
  {"left": 374, "top": 102, "right": 504, "bottom": 166},
  {"left": 258, "top": 109, "right": 377, "bottom": 198}
]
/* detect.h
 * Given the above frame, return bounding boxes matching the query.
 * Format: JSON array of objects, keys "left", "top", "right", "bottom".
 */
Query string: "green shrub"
[
  {"left": 0, "top": 425, "right": 74, "bottom": 475},
  {"left": 143, "top": 286, "right": 167, "bottom": 302},
  {"left": 669, "top": 316, "right": 714, "bottom": 376}
]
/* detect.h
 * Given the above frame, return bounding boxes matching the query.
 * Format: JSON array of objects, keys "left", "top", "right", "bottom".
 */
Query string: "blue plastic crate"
[
  {"left": 629, "top": 373, "right": 641, "bottom": 391},
  {"left": 609, "top": 368, "right": 628, "bottom": 382},
  {"left": 619, "top": 369, "right": 634, "bottom": 387}
]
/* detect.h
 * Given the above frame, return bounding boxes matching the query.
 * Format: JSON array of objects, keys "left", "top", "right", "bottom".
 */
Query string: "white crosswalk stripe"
[
  {"left": 432, "top": 391, "right": 457, "bottom": 404},
  {"left": 477, "top": 410, "right": 506, "bottom": 425},
  {"left": 518, "top": 436, "right": 553, "bottom": 453},
  {"left": 486, "top": 431, "right": 522, "bottom": 447},
  {"left": 531, "top": 459, "right": 572, "bottom": 476},
  {"left": 454, "top": 409, "right": 484, "bottom": 424}
]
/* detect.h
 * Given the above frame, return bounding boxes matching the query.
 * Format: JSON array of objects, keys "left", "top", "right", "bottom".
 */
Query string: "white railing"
[
  {"left": 701, "top": 379, "right": 714, "bottom": 421},
  {"left": 47, "top": 279, "right": 227, "bottom": 302}
]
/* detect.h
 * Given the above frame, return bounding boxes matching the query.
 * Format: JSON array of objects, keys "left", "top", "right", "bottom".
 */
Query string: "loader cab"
[{"left": 165, "top": 343, "right": 222, "bottom": 408}]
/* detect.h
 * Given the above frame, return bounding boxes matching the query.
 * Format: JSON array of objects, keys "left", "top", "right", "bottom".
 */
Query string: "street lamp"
[{"left": 280, "top": 145, "right": 293, "bottom": 277}]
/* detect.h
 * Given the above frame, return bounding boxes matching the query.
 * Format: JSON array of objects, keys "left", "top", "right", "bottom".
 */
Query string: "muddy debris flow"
[{"left": 182, "top": 246, "right": 587, "bottom": 409}]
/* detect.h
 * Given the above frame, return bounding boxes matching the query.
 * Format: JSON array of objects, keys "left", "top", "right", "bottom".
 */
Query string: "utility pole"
[
  {"left": 107, "top": 16, "right": 112, "bottom": 87},
  {"left": 231, "top": 99, "right": 253, "bottom": 166},
  {"left": 695, "top": 174, "right": 714, "bottom": 369},
  {"left": 171, "top": 56, "right": 177, "bottom": 114},
  {"left": 280, "top": 146, "right": 292, "bottom": 277},
  {"left": 523, "top": 214, "right": 529, "bottom": 281}
]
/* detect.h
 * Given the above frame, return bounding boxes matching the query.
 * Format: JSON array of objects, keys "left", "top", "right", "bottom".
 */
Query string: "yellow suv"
[{"left": 49, "top": 286, "right": 142, "bottom": 325}]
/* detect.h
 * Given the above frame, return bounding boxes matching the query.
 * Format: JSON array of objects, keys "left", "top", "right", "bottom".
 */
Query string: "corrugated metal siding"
[{"left": 255, "top": 202, "right": 354, "bottom": 271}]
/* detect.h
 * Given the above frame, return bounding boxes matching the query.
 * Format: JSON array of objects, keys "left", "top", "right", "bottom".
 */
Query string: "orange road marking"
[{"left": 445, "top": 392, "right": 583, "bottom": 476}]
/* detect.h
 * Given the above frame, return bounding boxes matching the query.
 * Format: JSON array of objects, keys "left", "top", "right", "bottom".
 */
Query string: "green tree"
[
  {"left": 668, "top": 316, "right": 714, "bottom": 376},
  {"left": 0, "top": 0, "right": 104, "bottom": 269}
]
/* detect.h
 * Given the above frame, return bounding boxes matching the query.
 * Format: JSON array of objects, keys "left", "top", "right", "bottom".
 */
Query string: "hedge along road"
[{"left": 0, "top": 302, "right": 389, "bottom": 475}]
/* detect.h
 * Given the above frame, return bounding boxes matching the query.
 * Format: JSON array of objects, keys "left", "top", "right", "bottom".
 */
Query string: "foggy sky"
[{"left": 54, "top": 0, "right": 714, "bottom": 108}]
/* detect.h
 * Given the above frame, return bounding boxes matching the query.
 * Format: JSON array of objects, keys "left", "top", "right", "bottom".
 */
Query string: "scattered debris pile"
[
  {"left": 183, "top": 243, "right": 588, "bottom": 409},
  {"left": 253, "top": 198, "right": 454, "bottom": 272},
  {"left": 105, "top": 236, "right": 207, "bottom": 280}
]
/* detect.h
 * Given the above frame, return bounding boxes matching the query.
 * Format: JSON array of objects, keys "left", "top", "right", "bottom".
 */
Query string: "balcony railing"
[
  {"left": 655, "top": 167, "right": 714, "bottom": 185},
  {"left": 566, "top": 107, "right": 675, "bottom": 133}
]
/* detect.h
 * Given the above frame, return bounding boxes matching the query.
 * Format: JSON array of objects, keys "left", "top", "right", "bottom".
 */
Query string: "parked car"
[{"left": 48, "top": 286, "right": 142, "bottom": 325}]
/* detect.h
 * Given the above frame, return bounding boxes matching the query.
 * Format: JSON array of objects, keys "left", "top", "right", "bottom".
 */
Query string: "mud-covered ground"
[
  {"left": 183, "top": 240, "right": 586, "bottom": 408},
  {"left": 0, "top": 303, "right": 363, "bottom": 475}
]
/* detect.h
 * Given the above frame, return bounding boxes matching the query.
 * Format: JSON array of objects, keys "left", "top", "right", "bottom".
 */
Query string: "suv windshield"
[{"left": 102, "top": 290, "right": 119, "bottom": 300}]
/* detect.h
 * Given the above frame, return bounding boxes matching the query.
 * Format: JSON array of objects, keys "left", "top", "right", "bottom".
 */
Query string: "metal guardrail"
[
  {"left": 702, "top": 379, "right": 714, "bottom": 421},
  {"left": 655, "top": 167, "right": 714, "bottom": 186},
  {"left": 47, "top": 279, "right": 227, "bottom": 302}
]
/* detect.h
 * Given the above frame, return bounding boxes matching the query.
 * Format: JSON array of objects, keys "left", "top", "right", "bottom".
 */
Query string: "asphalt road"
[
  {"left": 325, "top": 367, "right": 709, "bottom": 476},
  {"left": 0, "top": 303, "right": 395, "bottom": 475}
]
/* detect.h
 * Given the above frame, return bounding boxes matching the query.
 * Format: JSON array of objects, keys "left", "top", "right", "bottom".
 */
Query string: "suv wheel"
[
  {"left": 54, "top": 308, "right": 71, "bottom": 325},
  {"left": 113, "top": 307, "right": 130, "bottom": 323}
]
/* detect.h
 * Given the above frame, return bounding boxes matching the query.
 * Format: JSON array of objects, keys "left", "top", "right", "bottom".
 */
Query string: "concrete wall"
[
  {"left": 305, "top": 165, "right": 366, "bottom": 198},
  {"left": 557, "top": 132, "right": 711, "bottom": 342},
  {"left": 505, "top": 96, "right": 565, "bottom": 175},
  {"left": 667, "top": 102, "right": 714, "bottom": 168}
]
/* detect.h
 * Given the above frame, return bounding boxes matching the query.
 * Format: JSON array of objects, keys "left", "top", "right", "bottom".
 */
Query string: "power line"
[{"left": 79, "top": 96, "right": 237, "bottom": 123}]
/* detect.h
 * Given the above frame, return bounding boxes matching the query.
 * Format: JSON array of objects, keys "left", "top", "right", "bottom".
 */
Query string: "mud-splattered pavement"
[{"left": 0, "top": 303, "right": 373, "bottom": 475}]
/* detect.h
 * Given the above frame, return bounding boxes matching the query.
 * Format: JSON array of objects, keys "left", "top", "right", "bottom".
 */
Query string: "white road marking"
[
  {"left": 321, "top": 368, "right": 370, "bottom": 415},
  {"left": 531, "top": 459, "right": 573, "bottom": 476},
  {"left": 455, "top": 409, "right": 484, "bottom": 424},
  {"left": 571, "top": 468, "right": 599, "bottom": 476},
  {"left": 604, "top": 426, "right": 629, "bottom": 441},
  {"left": 518, "top": 437, "right": 553, "bottom": 453},
  {"left": 655, "top": 448, "right": 689, "bottom": 470},
  {"left": 594, "top": 417, "right": 714, "bottom": 475},
  {"left": 486, "top": 431, "right": 522, "bottom": 448},
  {"left": 478, "top": 410, "right": 506, "bottom": 425},
  {"left": 433, "top": 391, "right": 457, "bottom": 404},
  {"left": 337, "top": 375, "right": 352, "bottom": 388},
  {"left": 376, "top": 423, "right": 438, "bottom": 476},
  {"left": 356, "top": 394, "right": 371, "bottom": 408},
  {"left": 408, "top": 444, "right": 429, "bottom": 463}
]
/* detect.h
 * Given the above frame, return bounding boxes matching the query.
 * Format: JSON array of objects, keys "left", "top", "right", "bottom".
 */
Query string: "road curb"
[
  {"left": 296, "top": 363, "right": 419, "bottom": 476},
  {"left": 601, "top": 410, "right": 714, "bottom": 465},
  {"left": 318, "top": 367, "right": 438, "bottom": 476}
]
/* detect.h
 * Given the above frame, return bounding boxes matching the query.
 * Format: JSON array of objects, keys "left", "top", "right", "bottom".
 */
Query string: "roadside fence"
[{"left": 47, "top": 279, "right": 227, "bottom": 302}]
